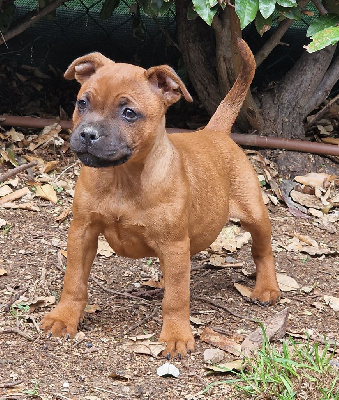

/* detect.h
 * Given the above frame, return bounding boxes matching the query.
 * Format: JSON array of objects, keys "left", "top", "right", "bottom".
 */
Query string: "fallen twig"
[
  {"left": 0, "top": 327, "right": 34, "bottom": 341},
  {"left": 193, "top": 295, "right": 255, "bottom": 321},
  {"left": 0, "top": 161, "right": 38, "bottom": 184},
  {"left": 3, "top": 287, "right": 28, "bottom": 312},
  {"left": 0, "top": 380, "right": 23, "bottom": 388},
  {"left": 91, "top": 276, "right": 151, "bottom": 304},
  {"left": 124, "top": 307, "right": 159, "bottom": 335},
  {"left": 305, "top": 93, "right": 339, "bottom": 128}
]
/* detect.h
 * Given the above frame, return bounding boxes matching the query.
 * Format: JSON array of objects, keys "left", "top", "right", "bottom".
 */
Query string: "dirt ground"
[{"left": 0, "top": 140, "right": 338, "bottom": 400}]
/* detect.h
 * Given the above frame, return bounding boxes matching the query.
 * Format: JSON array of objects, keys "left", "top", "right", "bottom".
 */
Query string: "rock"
[{"left": 203, "top": 348, "right": 225, "bottom": 364}]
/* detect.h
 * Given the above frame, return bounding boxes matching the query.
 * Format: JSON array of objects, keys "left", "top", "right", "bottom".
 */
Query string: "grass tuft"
[{"left": 204, "top": 324, "right": 338, "bottom": 399}]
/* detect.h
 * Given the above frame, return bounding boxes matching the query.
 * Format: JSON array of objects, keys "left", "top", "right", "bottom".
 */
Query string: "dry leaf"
[
  {"left": 0, "top": 185, "right": 13, "bottom": 197},
  {"left": 43, "top": 160, "right": 59, "bottom": 174},
  {"left": 276, "top": 273, "right": 300, "bottom": 292},
  {"left": 241, "top": 308, "right": 289, "bottom": 356},
  {"left": 234, "top": 283, "right": 252, "bottom": 298},
  {"left": 210, "top": 225, "right": 251, "bottom": 253},
  {"left": 142, "top": 279, "right": 164, "bottom": 288},
  {"left": 35, "top": 184, "right": 57, "bottom": 203},
  {"left": 125, "top": 341, "right": 165, "bottom": 357},
  {"left": 55, "top": 207, "right": 70, "bottom": 223},
  {"left": 0, "top": 202, "right": 40, "bottom": 211},
  {"left": 294, "top": 173, "right": 334, "bottom": 189},
  {"left": 8, "top": 128, "right": 24, "bottom": 142},
  {"left": 324, "top": 295, "right": 339, "bottom": 312},
  {"left": 200, "top": 327, "right": 242, "bottom": 356},
  {"left": 290, "top": 190, "right": 323, "bottom": 209},
  {"left": 205, "top": 359, "right": 245, "bottom": 373},
  {"left": 0, "top": 187, "right": 30, "bottom": 204},
  {"left": 128, "top": 333, "right": 155, "bottom": 341},
  {"left": 97, "top": 239, "right": 115, "bottom": 257},
  {"left": 157, "top": 363, "right": 179, "bottom": 377},
  {"left": 28, "top": 296, "right": 56, "bottom": 311},
  {"left": 85, "top": 304, "right": 102, "bottom": 313},
  {"left": 108, "top": 371, "right": 130, "bottom": 381},
  {"left": 0, "top": 218, "right": 7, "bottom": 228},
  {"left": 29, "top": 124, "right": 62, "bottom": 151},
  {"left": 0, "top": 268, "right": 7, "bottom": 276}
]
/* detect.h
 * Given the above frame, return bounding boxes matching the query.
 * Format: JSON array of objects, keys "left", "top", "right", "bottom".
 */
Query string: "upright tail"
[{"left": 205, "top": 38, "right": 256, "bottom": 133}]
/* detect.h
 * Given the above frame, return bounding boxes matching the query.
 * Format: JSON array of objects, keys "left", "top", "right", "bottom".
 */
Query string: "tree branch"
[
  {"left": 255, "top": 0, "right": 309, "bottom": 67},
  {"left": 0, "top": 0, "right": 68, "bottom": 46},
  {"left": 311, "top": 0, "right": 328, "bottom": 15},
  {"left": 303, "top": 51, "right": 339, "bottom": 115}
]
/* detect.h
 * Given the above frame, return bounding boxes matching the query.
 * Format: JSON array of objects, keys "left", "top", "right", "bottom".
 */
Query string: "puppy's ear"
[
  {"left": 64, "top": 52, "right": 113, "bottom": 84},
  {"left": 145, "top": 66, "right": 193, "bottom": 106}
]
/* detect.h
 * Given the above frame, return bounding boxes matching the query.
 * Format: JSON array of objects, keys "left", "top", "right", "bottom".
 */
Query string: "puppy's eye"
[
  {"left": 122, "top": 108, "right": 138, "bottom": 122},
  {"left": 77, "top": 99, "right": 88, "bottom": 112}
]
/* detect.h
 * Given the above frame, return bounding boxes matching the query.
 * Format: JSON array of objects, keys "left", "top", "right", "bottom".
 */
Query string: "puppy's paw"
[
  {"left": 250, "top": 285, "right": 281, "bottom": 306},
  {"left": 159, "top": 321, "right": 195, "bottom": 358},
  {"left": 41, "top": 302, "right": 83, "bottom": 338}
]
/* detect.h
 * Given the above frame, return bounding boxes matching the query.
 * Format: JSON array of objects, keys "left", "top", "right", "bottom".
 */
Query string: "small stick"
[
  {"left": 0, "top": 161, "right": 38, "bottom": 183},
  {"left": 91, "top": 276, "right": 151, "bottom": 304},
  {"left": 0, "top": 327, "right": 34, "bottom": 341},
  {"left": 3, "top": 287, "right": 28, "bottom": 312},
  {"left": 0, "top": 380, "right": 23, "bottom": 388},
  {"left": 306, "top": 93, "right": 339, "bottom": 128},
  {"left": 124, "top": 308, "right": 158, "bottom": 335},
  {"left": 193, "top": 295, "right": 255, "bottom": 321}
]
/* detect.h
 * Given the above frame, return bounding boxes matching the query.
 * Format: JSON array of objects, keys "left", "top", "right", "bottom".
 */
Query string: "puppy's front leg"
[
  {"left": 41, "top": 220, "right": 98, "bottom": 337},
  {"left": 158, "top": 238, "right": 195, "bottom": 358}
]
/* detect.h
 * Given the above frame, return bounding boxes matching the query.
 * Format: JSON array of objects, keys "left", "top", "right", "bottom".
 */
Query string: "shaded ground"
[{"left": 0, "top": 144, "right": 338, "bottom": 399}]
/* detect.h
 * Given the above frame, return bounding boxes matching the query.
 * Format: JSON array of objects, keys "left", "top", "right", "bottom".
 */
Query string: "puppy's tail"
[{"left": 205, "top": 38, "right": 255, "bottom": 133}]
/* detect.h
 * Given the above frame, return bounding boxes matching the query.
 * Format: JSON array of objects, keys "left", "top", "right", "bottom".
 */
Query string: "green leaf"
[
  {"left": 255, "top": 12, "right": 272, "bottom": 36},
  {"left": 277, "top": 5, "right": 301, "bottom": 20},
  {"left": 235, "top": 0, "right": 260, "bottom": 29},
  {"left": 100, "top": 0, "right": 120, "bottom": 19},
  {"left": 306, "top": 26, "right": 339, "bottom": 52},
  {"left": 307, "top": 14, "right": 339, "bottom": 38},
  {"left": 192, "top": 0, "right": 218, "bottom": 25},
  {"left": 259, "top": 0, "right": 276, "bottom": 19},
  {"left": 277, "top": 0, "right": 297, "bottom": 6}
]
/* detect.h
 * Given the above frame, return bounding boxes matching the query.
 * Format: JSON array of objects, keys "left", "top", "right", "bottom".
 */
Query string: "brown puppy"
[{"left": 41, "top": 39, "right": 280, "bottom": 357}]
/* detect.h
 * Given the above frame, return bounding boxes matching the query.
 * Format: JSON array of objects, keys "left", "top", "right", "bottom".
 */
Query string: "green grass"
[{"left": 204, "top": 325, "right": 338, "bottom": 399}]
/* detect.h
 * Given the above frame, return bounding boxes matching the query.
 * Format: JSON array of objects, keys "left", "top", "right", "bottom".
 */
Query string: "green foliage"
[
  {"left": 192, "top": 0, "right": 218, "bottom": 25},
  {"left": 259, "top": 0, "right": 276, "bottom": 19},
  {"left": 1, "top": 223, "right": 11, "bottom": 236},
  {"left": 306, "top": 25, "right": 339, "bottom": 52},
  {"left": 204, "top": 327, "right": 338, "bottom": 399},
  {"left": 235, "top": 0, "right": 259, "bottom": 29}
]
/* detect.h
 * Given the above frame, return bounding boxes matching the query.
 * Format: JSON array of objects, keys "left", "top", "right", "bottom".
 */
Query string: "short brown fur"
[{"left": 41, "top": 39, "right": 280, "bottom": 357}]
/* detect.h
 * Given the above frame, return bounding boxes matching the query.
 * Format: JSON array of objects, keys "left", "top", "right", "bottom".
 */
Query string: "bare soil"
[{"left": 0, "top": 147, "right": 338, "bottom": 400}]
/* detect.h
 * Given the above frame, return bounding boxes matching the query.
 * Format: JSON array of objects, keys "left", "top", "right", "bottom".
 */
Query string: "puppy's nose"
[{"left": 80, "top": 127, "right": 100, "bottom": 144}]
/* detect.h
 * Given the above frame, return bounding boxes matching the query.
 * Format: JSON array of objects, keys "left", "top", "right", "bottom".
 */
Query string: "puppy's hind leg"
[{"left": 231, "top": 182, "right": 280, "bottom": 305}]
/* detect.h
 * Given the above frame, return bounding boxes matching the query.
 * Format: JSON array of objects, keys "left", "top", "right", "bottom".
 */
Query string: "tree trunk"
[
  {"left": 175, "top": 1, "right": 339, "bottom": 140},
  {"left": 257, "top": 45, "right": 336, "bottom": 139},
  {"left": 175, "top": 0, "right": 221, "bottom": 116}
]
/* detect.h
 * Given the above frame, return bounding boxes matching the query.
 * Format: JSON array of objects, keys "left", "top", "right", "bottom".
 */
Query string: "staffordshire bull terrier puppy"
[{"left": 42, "top": 38, "right": 280, "bottom": 357}]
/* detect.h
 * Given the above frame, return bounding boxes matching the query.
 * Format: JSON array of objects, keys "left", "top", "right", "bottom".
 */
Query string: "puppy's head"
[{"left": 65, "top": 53, "right": 192, "bottom": 168}]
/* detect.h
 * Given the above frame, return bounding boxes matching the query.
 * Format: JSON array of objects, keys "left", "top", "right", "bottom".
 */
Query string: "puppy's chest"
[{"left": 95, "top": 203, "right": 155, "bottom": 258}]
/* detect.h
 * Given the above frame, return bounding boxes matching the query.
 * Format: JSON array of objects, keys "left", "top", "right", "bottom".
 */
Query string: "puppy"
[{"left": 42, "top": 38, "right": 280, "bottom": 357}]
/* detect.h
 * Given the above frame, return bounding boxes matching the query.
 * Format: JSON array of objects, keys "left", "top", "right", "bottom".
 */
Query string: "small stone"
[{"left": 203, "top": 348, "right": 225, "bottom": 364}]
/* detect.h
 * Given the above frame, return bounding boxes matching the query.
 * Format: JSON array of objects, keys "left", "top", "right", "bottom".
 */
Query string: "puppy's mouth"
[{"left": 76, "top": 152, "right": 132, "bottom": 168}]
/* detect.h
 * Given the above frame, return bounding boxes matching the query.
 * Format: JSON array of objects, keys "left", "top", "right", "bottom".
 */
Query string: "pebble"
[{"left": 203, "top": 348, "right": 225, "bottom": 364}]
